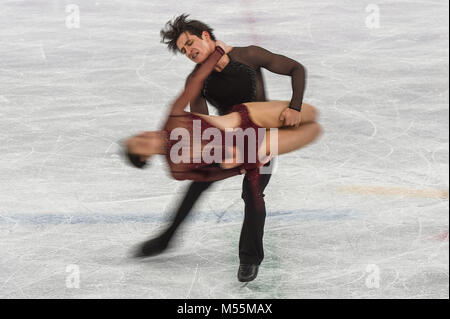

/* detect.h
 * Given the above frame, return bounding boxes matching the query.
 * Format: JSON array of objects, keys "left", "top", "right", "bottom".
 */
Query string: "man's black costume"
[{"left": 136, "top": 45, "right": 306, "bottom": 282}]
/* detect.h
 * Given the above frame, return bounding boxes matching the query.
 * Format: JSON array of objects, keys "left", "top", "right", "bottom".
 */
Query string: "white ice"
[{"left": 0, "top": 0, "right": 448, "bottom": 298}]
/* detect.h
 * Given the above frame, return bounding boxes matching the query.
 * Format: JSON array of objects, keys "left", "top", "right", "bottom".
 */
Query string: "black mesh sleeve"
[{"left": 241, "top": 45, "right": 306, "bottom": 111}]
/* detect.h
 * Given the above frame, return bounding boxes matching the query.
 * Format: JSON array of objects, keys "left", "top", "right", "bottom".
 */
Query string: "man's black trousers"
[{"left": 162, "top": 167, "right": 272, "bottom": 265}]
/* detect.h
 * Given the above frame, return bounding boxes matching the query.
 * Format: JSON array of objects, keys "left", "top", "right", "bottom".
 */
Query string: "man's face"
[{"left": 176, "top": 31, "right": 215, "bottom": 63}]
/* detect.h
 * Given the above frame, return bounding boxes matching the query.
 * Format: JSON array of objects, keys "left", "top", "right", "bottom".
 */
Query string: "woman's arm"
[
  {"left": 189, "top": 94, "right": 209, "bottom": 115},
  {"left": 171, "top": 165, "right": 243, "bottom": 182},
  {"left": 170, "top": 46, "right": 225, "bottom": 116}
]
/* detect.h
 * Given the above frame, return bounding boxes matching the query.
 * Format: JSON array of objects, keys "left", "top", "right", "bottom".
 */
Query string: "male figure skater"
[{"left": 134, "top": 14, "right": 313, "bottom": 282}]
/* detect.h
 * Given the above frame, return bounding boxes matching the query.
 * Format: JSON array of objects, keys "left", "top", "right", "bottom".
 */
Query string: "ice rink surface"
[{"left": 0, "top": 0, "right": 448, "bottom": 298}]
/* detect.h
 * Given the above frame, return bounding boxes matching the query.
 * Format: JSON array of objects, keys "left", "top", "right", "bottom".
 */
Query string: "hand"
[
  {"left": 280, "top": 108, "right": 302, "bottom": 127},
  {"left": 215, "top": 40, "right": 232, "bottom": 53}
]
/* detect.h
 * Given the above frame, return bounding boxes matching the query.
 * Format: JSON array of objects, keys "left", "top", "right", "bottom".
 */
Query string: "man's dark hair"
[{"left": 160, "top": 14, "right": 216, "bottom": 53}]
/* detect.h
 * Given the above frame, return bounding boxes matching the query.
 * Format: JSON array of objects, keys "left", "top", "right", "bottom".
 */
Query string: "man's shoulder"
[
  {"left": 231, "top": 45, "right": 264, "bottom": 53},
  {"left": 233, "top": 45, "right": 264, "bottom": 49},
  {"left": 230, "top": 45, "right": 268, "bottom": 59}
]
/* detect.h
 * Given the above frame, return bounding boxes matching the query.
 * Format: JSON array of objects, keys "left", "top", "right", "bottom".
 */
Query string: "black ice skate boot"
[
  {"left": 237, "top": 264, "right": 259, "bottom": 282},
  {"left": 133, "top": 234, "right": 170, "bottom": 258}
]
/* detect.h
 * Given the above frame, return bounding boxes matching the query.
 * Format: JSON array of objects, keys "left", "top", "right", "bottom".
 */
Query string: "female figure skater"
[{"left": 124, "top": 46, "right": 321, "bottom": 184}]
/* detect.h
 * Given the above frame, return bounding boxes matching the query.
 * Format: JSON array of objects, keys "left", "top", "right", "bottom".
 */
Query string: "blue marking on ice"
[{"left": 0, "top": 209, "right": 354, "bottom": 225}]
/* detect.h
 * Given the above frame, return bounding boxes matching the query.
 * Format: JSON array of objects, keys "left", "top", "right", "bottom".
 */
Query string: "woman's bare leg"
[
  {"left": 193, "top": 101, "right": 321, "bottom": 166},
  {"left": 259, "top": 122, "right": 322, "bottom": 159},
  {"left": 245, "top": 101, "right": 319, "bottom": 128},
  {"left": 191, "top": 111, "right": 242, "bottom": 131},
  {"left": 193, "top": 101, "right": 318, "bottom": 130},
  {"left": 221, "top": 122, "right": 322, "bottom": 169}
]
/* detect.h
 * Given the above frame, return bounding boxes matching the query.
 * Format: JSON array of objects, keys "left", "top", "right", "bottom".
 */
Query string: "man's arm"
[
  {"left": 244, "top": 45, "right": 306, "bottom": 127},
  {"left": 245, "top": 45, "right": 306, "bottom": 110}
]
